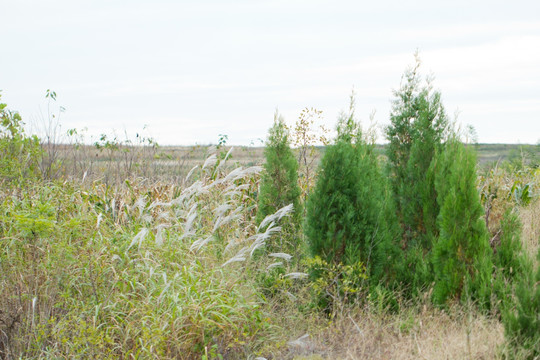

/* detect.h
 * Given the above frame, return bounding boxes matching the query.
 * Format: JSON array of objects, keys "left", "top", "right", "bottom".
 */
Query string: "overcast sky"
[{"left": 1, "top": 0, "right": 539, "bottom": 145}]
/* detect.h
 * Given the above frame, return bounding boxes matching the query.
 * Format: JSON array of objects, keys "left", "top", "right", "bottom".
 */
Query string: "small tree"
[
  {"left": 305, "top": 101, "right": 398, "bottom": 283},
  {"left": 491, "top": 209, "right": 533, "bottom": 311},
  {"left": 431, "top": 139, "right": 492, "bottom": 306},
  {"left": 502, "top": 247, "right": 540, "bottom": 359},
  {"left": 385, "top": 54, "right": 449, "bottom": 249},
  {"left": 257, "top": 112, "right": 302, "bottom": 237},
  {"left": 384, "top": 55, "right": 450, "bottom": 297},
  {"left": 493, "top": 210, "right": 532, "bottom": 280}
]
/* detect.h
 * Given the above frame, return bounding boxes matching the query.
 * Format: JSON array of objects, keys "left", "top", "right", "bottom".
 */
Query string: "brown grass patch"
[
  {"left": 286, "top": 306, "right": 504, "bottom": 360},
  {"left": 520, "top": 198, "right": 540, "bottom": 262}
]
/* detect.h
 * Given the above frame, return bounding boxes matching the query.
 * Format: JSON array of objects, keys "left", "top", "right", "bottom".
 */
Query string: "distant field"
[
  {"left": 53, "top": 142, "right": 538, "bottom": 183},
  {"left": 139, "top": 142, "right": 535, "bottom": 164},
  {"left": 474, "top": 143, "right": 534, "bottom": 164},
  {"left": 152, "top": 142, "right": 535, "bottom": 168}
]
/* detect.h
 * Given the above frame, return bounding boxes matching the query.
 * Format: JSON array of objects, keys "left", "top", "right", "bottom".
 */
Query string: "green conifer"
[
  {"left": 257, "top": 112, "right": 302, "bottom": 237},
  {"left": 502, "top": 247, "right": 540, "bottom": 358},
  {"left": 491, "top": 209, "right": 533, "bottom": 313},
  {"left": 431, "top": 139, "right": 492, "bottom": 305},
  {"left": 493, "top": 210, "right": 532, "bottom": 280},
  {"left": 305, "top": 104, "right": 398, "bottom": 283},
  {"left": 385, "top": 55, "right": 449, "bottom": 296},
  {"left": 385, "top": 55, "right": 449, "bottom": 248}
]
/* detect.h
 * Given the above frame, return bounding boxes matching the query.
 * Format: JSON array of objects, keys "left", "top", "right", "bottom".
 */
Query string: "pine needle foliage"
[
  {"left": 492, "top": 209, "right": 533, "bottom": 311},
  {"left": 385, "top": 54, "right": 449, "bottom": 249},
  {"left": 256, "top": 112, "right": 302, "bottom": 236},
  {"left": 493, "top": 209, "right": 532, "bottom": 281},
  {"left": 502, "top": 248, "right": 540, "bottom": 359},
  {"left": 305, "top": 103, "right": 398, "bottom": 283},
  {"left": 431, "top": 139, "right": 492, "bottom": 306}
]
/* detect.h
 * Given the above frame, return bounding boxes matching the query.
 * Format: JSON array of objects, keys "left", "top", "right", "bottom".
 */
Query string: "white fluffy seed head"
[
  {"left": 185, "top": 165, "right": 199, "bottom": 182},
  {"left": 134, "top": 196, "right": 146, "bottom": 211},
  {"left": 128, "top": 228, "right": 149, "bottom": 250},
  {"left": 257, "top": 203, "right": 293, "bottom": 231},
  {"left": 266, "top": 262, "right": 284, "bottom": 270},
  {"left": 202, "top": 154, "right": 217, "bottom": 170},
  {"left": 222, "top": 247, "right": 249, "bottom": 266},
  {"left": 285, "top": 272, "right": 308, "bottom": 279},
  {"left": 190, "top": 235, "right": 214, "bottom": 252},
  {"left": 96, "top": 213, "right": 103, "bottom": 229},
  {"left": 269, "top": 253, "right": 293, "bottom": 261}
]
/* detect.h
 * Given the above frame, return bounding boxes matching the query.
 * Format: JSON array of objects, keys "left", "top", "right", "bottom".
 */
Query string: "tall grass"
[{"left": 0, "top": 149, "right": 304, "bottom": 359}]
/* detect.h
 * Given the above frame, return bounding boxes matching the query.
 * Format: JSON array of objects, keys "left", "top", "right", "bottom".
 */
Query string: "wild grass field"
[
  {"left": 2, "top": 69, "right": 540, "bottom": 359},
  {"left": 2, "top": 137, "right": 538, "bottom": 359}
]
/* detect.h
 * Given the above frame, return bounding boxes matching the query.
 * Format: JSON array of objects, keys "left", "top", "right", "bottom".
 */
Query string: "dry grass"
[
  {"left": 52, "top": 144, "right": 268, "bottom": 184},
  {"left": 521, "top": 198, "right": 540, "bottom": 262},
  {"left": 50, "top": 143, "right": 526, "bottom": 184},
  {"left": 287, "top": 306, "right": 504, "bottom": 360}
]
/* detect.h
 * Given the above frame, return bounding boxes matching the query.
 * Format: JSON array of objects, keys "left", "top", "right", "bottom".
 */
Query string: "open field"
[{"left": 50, "top": 142, "right": 539, "bottom": 184}]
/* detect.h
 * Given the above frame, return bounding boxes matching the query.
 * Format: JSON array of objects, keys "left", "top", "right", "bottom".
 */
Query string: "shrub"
[
  {"left": 305, "top": 256, "right": 368, "bottom": 313},
  {"left": 385, "top": 54, "right": 449, "bottom": 249},
  {"left": 290, "top": 107, "right": 328, "bottom": 206},
  {"left": 492, "top": 210, "right": 532, "bottom": 280},
  {"left": 431, "top": 139, "right": 492, "bottom": 306},
  {"left": 0, "top": 92, "right": 43, "bottom": 183},
  {"left": 256, "top": 112, "right": 302, "bottom": 242},
  {"left": 491, "top": 209, "right": 533, "bottom": 318},
  {"left": 502, "top": 248, "right": 540, "bottom": 358},
  {"left": 305, "top": 102, "right": 398, "bottom": 285},
  {"left": 384, "top": 55, "right": 450, "bottom": 297}
]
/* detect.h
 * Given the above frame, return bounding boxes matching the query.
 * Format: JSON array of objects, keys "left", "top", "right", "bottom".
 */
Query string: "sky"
[{"left": 1, "top": 0, "right": 540, "bottom": 145}]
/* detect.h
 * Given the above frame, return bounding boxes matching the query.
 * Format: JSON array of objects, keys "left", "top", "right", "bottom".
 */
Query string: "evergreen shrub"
[
  {"left": 384, "top": 55, "right": 449, "bottom": 296},
  {"left": 256, "top": 112, "right": 302, "bottom": 250},
  {"left": 305, "top": 106, "right": 398, "bottom": 286},
  {"left": 385, "top": 56, "right": 449, "bottom": 249},
  {"left": 431, "top": 139, "right": 492, "bottom": 306},
  {"left": 502, "top": 248, "right": 540, "bottom": 358}
]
